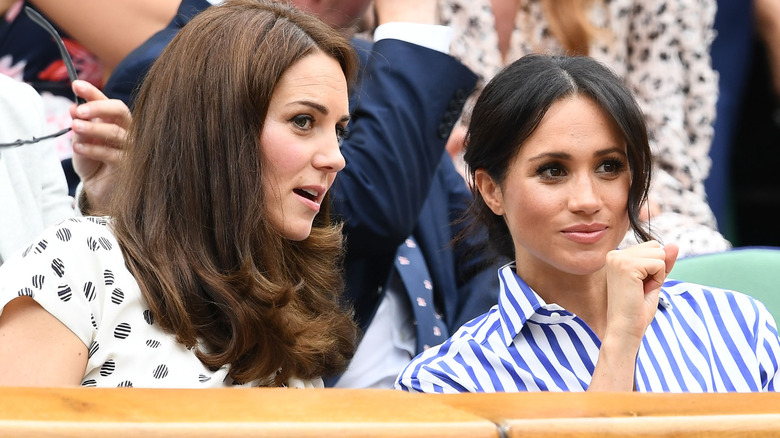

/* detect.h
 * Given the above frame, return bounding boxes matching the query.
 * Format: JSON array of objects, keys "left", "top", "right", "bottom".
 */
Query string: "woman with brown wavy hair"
[{"left": 0, "top": 0, "right": 358, "bottom": 388}]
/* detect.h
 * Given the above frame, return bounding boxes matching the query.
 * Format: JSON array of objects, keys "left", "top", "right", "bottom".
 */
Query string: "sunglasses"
[{"left": 0, "top": 6, "right": 85, "bottom": 148}]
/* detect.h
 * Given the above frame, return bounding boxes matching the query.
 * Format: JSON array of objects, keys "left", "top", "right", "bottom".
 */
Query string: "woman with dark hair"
[
  {"left": 396, "top": 54, "right": 780, "bottom": 393},
  {"left": 0, "top": 0, "right": 358, "bottom": 388},
  {"left": 440, "top": 0, "right": 729, "bottom": 258}
]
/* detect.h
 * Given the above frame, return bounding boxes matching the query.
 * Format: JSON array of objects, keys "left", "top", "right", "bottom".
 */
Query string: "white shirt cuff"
[{"left": 373, "top": 22, "right": 453, "bottom": 55}]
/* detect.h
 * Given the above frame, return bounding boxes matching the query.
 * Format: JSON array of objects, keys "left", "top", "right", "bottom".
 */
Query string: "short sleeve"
[{"left": 0, "top": 217, "right": 119, "bottom": 348}]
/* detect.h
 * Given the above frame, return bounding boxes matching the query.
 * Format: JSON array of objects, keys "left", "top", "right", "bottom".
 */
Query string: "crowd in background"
[{"left": 0, "top": 0, "right": 778, "bottom": 391}]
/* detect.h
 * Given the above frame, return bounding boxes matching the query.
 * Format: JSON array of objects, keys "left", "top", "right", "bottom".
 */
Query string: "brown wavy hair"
[{"left": 110, "top": 0, "right": 358, "bottom": 385}]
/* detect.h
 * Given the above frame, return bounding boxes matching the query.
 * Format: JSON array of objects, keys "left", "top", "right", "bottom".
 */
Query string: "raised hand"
[
  {"left": 589, "top": 241, "right": 679, "bottom": 391},
  {"left": 605, "top": 241, "right": 678, "bottom": 341},
  {"left": 69, "top": 80, "right": 131, "bottom": 215}
]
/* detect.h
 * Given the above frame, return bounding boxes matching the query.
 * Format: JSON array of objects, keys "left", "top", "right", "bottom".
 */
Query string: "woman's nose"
[
  {"left": 568, "top": 174, "right": 602, "bottom": 214},
  {"left": 313, "top": 136, "right": 346, "bottom": 172}
]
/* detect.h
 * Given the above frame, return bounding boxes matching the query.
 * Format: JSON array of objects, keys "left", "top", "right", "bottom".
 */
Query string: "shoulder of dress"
[{"left": 15, "top": 216, "right": 117, "bottom": 260}]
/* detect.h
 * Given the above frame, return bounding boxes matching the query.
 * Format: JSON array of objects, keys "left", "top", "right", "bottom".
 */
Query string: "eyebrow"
[
  {"left": 527, "top": 146, "right": 626, "bottom": 162},
  {"left": 290, "top": 100, "right": 350, "bottom": 123}
]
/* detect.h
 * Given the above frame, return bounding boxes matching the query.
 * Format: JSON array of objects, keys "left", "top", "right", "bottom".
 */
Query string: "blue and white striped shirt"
[{"left": 395, "top": 264, "right": 780, "bottom": 393}]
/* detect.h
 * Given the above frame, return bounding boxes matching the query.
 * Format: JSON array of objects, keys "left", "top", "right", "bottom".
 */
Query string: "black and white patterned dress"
[{"left": 0, "top": 217, "right": 322, "bottom": 388}]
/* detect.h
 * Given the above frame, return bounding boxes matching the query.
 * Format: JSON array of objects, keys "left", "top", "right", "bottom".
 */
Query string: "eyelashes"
[
  {"left": 534, "top": 157, "right": 627, "bottom": 181},
  {"left": 535, "top": 162, "right": 565, "bottom": 180},
  {"left": 596, "top": 158, "right": 627, "bottom": 174},
  {"left": 291, "top": 115, "right": 313, "bottom": 130},
  {"left": 290, "top": 114, "right": 348, "bottom": 145},
  {"left": 336, "top": 126, "right": 349, "bottom": 145}
]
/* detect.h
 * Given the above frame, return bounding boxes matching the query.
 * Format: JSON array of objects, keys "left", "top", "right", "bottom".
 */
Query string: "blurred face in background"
[{"left": 291, "top": 0, "right": 373, "bottom": 32}]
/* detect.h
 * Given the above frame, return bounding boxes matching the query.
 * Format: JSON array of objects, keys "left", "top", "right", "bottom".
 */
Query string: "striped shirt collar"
[{"left": 496, "top": 262, "right": 674, "bottom": 347}]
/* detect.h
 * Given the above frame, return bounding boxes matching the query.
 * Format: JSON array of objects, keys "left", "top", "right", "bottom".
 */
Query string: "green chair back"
[{"left": 668, "top": 247, "right": 780, "bottom": 323}]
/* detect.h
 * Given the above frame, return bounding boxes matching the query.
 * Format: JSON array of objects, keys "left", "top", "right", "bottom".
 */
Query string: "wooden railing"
[
  {"left": 0, "top": 387, "right": 496, "bottom": 438},
  {"left": 1, "top": 387, "right": 779, "bottom": 437},
  {"left": 440, "top": 392, "right": 780, "bottom": 437}
]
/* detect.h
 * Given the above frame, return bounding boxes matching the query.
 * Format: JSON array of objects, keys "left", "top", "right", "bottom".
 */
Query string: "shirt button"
[{"left": 550, "top": 312, "right": 561, "bottom": 321}]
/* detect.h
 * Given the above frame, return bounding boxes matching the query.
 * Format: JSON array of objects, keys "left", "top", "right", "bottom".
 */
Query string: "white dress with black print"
[{"left": 0, "top": 217, "right": 322, "bottom": 389}]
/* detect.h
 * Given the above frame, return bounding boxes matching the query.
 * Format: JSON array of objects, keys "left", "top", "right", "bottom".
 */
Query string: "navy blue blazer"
[
  {"left": 103, "top": 6, "right": 499, "bottom": 337},
  {"left": 334, "top": 38, "right": 500, "bottom": 334}
]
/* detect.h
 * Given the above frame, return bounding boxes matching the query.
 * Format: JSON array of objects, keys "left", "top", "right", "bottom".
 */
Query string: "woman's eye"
[
  {"left": 537, "top": 164, "right": 566, "bottom": 179},
  {"left": 292, "top": 115, "right": 313, "bottom": 130},
  {"left": 596, "top": 159, "right": 625, "bottom": 174}
]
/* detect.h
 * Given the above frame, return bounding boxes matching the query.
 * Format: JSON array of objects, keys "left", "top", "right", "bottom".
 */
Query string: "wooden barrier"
[
  {"left": 2, "top": 388, "right": 780, "bottom": 437},
  {"left": 0, "top": 387, "right": 497, "bottom": 438},
  {"left": 439, "top": 392, "right": 780, "bottom": 437}
]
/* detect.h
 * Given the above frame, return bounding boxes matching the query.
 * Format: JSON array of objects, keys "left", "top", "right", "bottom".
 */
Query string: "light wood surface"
[
  {"left": 438, "top": 392, "right": 780, "bottom": 437},
  {"left": 3, "top": 388, "right": 780, "bottom": 437},
  {"left": 0, "top": 387, "right": 497, "bottom": 438}
]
